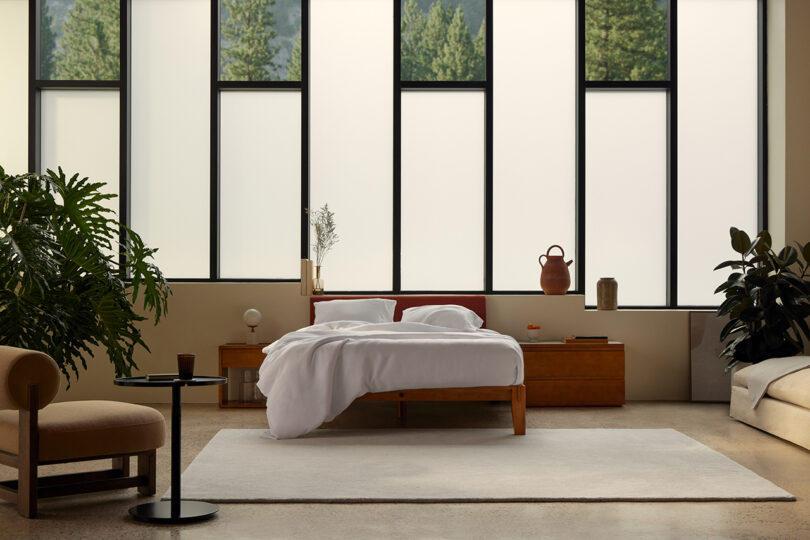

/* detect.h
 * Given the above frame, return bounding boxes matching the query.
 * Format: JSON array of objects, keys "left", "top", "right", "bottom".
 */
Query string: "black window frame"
[{"left": 25, "top": 0, "right": 768, "bottom": 308}]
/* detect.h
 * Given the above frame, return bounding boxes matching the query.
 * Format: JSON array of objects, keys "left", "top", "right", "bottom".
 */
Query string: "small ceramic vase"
[{"left": 597, "top": 277, "right": 618, "bottom": 310}]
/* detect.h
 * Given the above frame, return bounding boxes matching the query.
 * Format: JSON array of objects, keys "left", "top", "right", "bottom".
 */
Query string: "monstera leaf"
[{"left": 0, "top": 166, "right": 170, "bottom": 386}]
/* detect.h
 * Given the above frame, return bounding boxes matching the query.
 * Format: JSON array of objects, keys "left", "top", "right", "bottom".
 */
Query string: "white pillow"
[
  {"left": 313, "top": 298, "right": 397, "bottom": 324},
  {"left": 401, "top": 304, "right": 484, "bottom": 331}
]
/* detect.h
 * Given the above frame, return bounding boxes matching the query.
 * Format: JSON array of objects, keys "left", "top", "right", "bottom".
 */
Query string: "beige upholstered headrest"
[{"left": 0, "top": 346, "right": 61, "bottom": 410}]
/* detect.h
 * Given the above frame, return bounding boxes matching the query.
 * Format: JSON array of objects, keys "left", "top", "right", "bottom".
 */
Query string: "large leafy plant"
[
  {"left": 715, "top": 227, "right": 810, "bottom": 370},
  {"left": 0, "top": 166, "right": 170, "bottom": 386}
]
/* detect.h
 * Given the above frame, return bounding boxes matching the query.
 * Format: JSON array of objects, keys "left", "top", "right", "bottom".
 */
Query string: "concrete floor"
[{"left": 1, "top": 401, "right": 809, "bottom": 539}]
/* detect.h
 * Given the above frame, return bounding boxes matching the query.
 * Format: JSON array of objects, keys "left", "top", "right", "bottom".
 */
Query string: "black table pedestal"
[
  {"left": 128, "top": 500, "right": 219, "bottom": 524},
  {"left": 114, "top": 376, "right": 226, "bottom": 525}
]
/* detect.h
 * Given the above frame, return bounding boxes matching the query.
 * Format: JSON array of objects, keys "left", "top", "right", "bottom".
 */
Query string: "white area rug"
[{"left": 167, "top": 429, "right": 794, "bottom": 502}]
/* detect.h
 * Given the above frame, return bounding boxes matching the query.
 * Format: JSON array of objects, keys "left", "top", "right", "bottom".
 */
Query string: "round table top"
[{"left": 114, "top": 375, "right": 227, "bottom": 387}]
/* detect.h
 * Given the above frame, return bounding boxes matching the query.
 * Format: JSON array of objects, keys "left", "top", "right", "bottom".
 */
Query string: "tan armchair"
[{"left": 0, "top": 346, "right": 166, "bottom": 518}]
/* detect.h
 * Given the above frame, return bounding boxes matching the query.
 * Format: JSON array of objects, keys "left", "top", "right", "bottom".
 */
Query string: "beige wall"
[
  {"left": 0, "top": 0, "right": 28, "bottom": 174},
  {"left": 767, "top": 0, "right": 786, "bottom": 248},
  {"left": 783, "top": 0, "right": 810, "bottom": 246}
]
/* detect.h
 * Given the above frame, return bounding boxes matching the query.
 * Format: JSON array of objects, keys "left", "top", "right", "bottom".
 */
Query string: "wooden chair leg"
[
  {"left": 18, "top": 386, "right": 39, "bottom": 518},
  {"left": 511, "top": 385, "right": 526, "bottom": 435},
  {"left": 112, "top": 456, "right": 130, "bottom": 476},
  {"left": 137, "top": 450, "right": 157, "bottom": 496}
]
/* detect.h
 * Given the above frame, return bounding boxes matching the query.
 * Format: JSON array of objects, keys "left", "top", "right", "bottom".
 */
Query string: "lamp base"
[{"left": 246, "top": 327, "right": 258, "bottom": 345}]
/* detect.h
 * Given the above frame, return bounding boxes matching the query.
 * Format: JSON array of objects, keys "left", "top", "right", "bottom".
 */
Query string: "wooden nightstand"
[
  {"left": 218, "top": 343, "right": 269, "bottom": 408},
  {"left": 520, "top": 342, "right": 625, "bottom": 406}
]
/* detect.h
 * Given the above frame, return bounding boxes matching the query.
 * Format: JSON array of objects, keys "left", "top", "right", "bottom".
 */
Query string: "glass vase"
[{"left": 313, "top": 265, "right": 324, "bottom": 295}]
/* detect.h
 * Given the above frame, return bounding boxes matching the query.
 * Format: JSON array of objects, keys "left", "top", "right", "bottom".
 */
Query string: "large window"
[
  {"left": 18, "top": 0, "right": 765, "bottom": 307},
  {"left": 40, "top": 0, "right": 120, "bottom": 81},
  {"left": 219, "top": 0, "right": 301, "bottom": 81},
  {"left": 400, "top": 0, "right": 485, "bottom": 82}
]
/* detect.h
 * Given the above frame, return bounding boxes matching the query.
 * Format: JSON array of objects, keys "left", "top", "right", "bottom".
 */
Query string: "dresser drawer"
[
  {"left": 525, "top": 379, "right": 625, "bottom": 406},
  {"left": 219, "top": 347, "right": 266, "bottom": 368},
  {"left": 523, "top": 349, "right": 624, "bottom": 379}
]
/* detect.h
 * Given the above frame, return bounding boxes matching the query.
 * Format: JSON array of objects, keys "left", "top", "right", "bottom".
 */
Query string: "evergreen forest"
[
  {"left": 38, "top": 0, "right": 667, "bottom": 84},
  {"left": 400, "top": 0, "right": 486, "bottom": 81},
  {"left": 585, "top": 0, "right": 668, "bottom": 81}
]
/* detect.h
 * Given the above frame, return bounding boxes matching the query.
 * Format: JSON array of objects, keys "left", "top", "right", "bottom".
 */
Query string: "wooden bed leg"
[
  {"left": 397, "top": 401, "right": 407, "bottom": 427},
  {"left": 511, "top": 385, "right": 526, "bottom": 435}
]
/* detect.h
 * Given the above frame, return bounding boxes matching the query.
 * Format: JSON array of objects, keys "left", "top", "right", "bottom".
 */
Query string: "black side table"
[{"left": 114, "top": 375, "right": 227, "bottom": 524}]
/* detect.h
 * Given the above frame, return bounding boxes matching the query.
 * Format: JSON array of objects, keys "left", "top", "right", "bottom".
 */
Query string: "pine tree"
[
  {"left": 423, "top": 0, "right": 450, "bottom": 80},
  {"left": 285, "top": 36, "right": 301, "bottom": 81},
  {"left": 401, "top": 0, "right": 428, "bottom": 80},
  {"left": 432, "top": 7, "right": 476, "bottom": 81},
  {"left": 54, "top": 0, "right": 119, "bottom": 80},
  {"left": 40, "top": 5, "right": 58, "bottom": 79},
  {"left": 472, "top": 17, "right": 486, "bottom": 81},
  {"left": 585, "top": 0, "right": 667, "bottom": 81},
  {"left": 221, "top": 0, "right": 280, "bottom": 81}
]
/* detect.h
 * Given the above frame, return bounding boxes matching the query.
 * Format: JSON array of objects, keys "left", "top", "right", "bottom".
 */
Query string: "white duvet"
[{"left": 257, "top": 320, "right": 524, "bottom": 439}]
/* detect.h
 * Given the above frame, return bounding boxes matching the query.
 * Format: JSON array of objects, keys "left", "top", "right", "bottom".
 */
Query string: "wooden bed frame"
[{"left": 310, "top": 295, "right": 526, "bottom": 435}]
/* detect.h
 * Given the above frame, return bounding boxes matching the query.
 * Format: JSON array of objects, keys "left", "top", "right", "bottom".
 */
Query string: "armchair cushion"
[
  {"left": 0, "top": 400, "right": 165, "bottom": 462},
  {"left": 0, "top": 346, "right": 60, "bottom": 410}
]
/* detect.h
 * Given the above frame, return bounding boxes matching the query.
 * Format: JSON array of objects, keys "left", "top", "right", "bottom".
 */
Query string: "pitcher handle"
[
  {"left": 538, "top": 254, "right": 547, "bottom": 268},
  {"left": 547, "top": 244, "right": 565, "bottom": 257}
]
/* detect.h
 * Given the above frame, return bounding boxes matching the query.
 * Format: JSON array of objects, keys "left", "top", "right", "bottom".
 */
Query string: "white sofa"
[{"left": 730, "top": 364, "right": 810, "bottom": 450}]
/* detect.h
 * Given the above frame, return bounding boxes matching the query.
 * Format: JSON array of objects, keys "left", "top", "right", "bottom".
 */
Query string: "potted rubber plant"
[
  {"left": 715, "top": 227, "right": 810, "bottom": 371},
  {"left": 0, "top": 166, "right": 170, "bottom": 386}
]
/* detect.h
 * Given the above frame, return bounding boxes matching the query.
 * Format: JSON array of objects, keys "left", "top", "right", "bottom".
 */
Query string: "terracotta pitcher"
[{"left": 539, "top": 245, "right": 572, "bottom": 295}]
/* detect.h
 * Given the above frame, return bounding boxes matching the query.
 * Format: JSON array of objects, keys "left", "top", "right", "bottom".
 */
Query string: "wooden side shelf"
[
  {"left": 218, "top": 343, "right": 268, "bottom": 408},
  {"left": 520, "top": 342, "right": 625, "bottom": 406}
]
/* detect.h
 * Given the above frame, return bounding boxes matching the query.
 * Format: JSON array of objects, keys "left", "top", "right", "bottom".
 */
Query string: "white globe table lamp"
[{"left": 243, "top": 309, "right": 263, "bottom": 345}]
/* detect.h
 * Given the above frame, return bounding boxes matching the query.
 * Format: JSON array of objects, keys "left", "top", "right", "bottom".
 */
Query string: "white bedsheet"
[{"left": 257, "top": 321, "right": 524, "bottom": 439}]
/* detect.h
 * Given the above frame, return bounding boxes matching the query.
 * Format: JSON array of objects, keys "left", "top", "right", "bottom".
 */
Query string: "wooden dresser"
[
  {"left": 520, "top": 342, "right": 625, "bottom": 406},
  {"left": 218, "top": 343, "right": 268, "bottom": 408}
]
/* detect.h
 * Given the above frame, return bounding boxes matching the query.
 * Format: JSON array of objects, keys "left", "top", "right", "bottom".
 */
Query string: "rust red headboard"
[{"left": 309, "top": 295, "right": 486, "bottom": 328}]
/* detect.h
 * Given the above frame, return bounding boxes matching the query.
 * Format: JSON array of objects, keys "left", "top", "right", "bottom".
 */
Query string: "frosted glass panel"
[
  {"left": 586, "top": 91, "right": 667, "bottom": 305},
  {"left": 402, "top": 91, "right": 484, "bottom": 291},
  {"left": 131, "top": 0, "right": 209, "bottom": 278},
  {"left": 220, "top": 92, "right": 301, "bottom": 279},
  {"left": 41, "top": 90, "right": 119, "bottom": 208},
  {"left": 0, "top": 0, "right": 27, "bottom": 174},
  {"left": 678, "top": 0, "right": 758, "bottom": 306},
  {"left": 310, "top": 0, "right": 392, "bottom": 290},
  {"left": 494, "top": 0, "right": 576, "bottom": 291}
]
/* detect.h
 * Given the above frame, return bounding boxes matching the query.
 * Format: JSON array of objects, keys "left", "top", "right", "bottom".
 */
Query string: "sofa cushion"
[
  {"left": 732, "top": 364, "right": 752, "bottom": 388},
  {"left": 0, "top": 400, "right": 165, "bottom": 462},
  {"left": 732, "top": 364, "right": 810, "bottom": 410}
]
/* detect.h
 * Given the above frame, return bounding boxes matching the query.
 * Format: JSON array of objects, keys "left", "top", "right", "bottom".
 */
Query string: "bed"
[{"left": 256, "top": 295, "right": 525, "bottom": 439}]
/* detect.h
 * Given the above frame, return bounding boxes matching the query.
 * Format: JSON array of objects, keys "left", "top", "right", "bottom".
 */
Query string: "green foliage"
[
  {"left": 54, "top": 0, "right": 120, "bottom": 80},
  {"left": 401, "top": 0, "right": 484, "bottom": 81},
  {"left": 40, "top": 4, "right": 58, "bottom": 80},
  {"left": 310, "top": 204, "right": 338, "bottom": 268},
  {"left": 221, "top": 0, "right": 280, "bottom": 82},
  {"left": 285, "top": 36, "right": 302, "bottom": 81},
  {"left": 585, "top": 0, "right": 667, "bottom": 81},
  {"left": 715, "top": 227, "right": 810, "bottom": 370},
  {"left": 432, "top": 7, "right": 476, "bottom": 80},
  {"left": 472, "top": 17, "right": 486, "bottom": 80},
  {"left": 0, "top": 166, "right": 170, "bottom": 386}
]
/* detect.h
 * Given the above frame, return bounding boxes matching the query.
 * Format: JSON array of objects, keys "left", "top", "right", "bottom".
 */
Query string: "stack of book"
[{"left": 563, "top": 336, "right": 609, "bottom": 343}]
